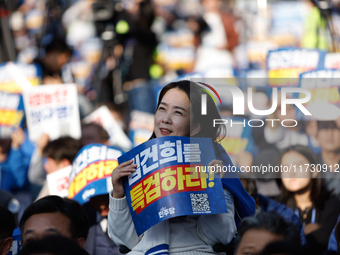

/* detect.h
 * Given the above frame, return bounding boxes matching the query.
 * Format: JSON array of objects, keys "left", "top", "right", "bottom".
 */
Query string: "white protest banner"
[
  {"left": 83, "top": 105, "right": 132, "bottom": 151},
  {"left": 23, "top": 84, "right": 81, "bottom": 142},
  {"left": 47, "top": 165, "right": 72, "bottom": 197}
]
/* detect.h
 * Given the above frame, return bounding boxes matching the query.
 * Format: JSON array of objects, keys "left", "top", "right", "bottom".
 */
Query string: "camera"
[
  {"left": 92, "top": 0, "right": 116, "bottom": 22},
  {"left": 92, "top": 0, "right": 122, "bottom": 38}
]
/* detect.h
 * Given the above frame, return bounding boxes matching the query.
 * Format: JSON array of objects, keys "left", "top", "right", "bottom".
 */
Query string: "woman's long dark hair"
[
  {"left": 149, "top": 80, "right": 227, "bottom": 142},
  {"left": 278, "top": 145, "right": 330, "bottom": 211}
]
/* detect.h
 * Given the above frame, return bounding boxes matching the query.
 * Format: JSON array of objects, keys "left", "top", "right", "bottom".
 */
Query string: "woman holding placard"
[{"left": 108, "top": 80, "right": 255, "bottom": 255}]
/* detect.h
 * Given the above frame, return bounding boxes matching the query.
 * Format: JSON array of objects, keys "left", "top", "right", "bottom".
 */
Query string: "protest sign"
[
  {"left": 0, "top": 91, "right": 25, "bottom": 138},
  {"left": 267, "top": 48, "right": 325, "bottom": 87},
  {"left": 156, "top": 30, "right": 195, "bottom": 71},
  {"left": 324, "top": 53, "right": 340, "bottom": 69},
  {"left": 119, "top": 136, "right": 227, "bottom": 236},
  {"left": 241, "top": 41, "right": 277, "bottom": 70},
  {"left": 81, "top": 37, "right": 103, "bottom": 65},
  {"left": 68, "top": 144, "right": 123, "bottom": 204},
  {"left": 83, "top": 105, "right": 132, "bottom": 152},
  {"left": 299, "top": 69, "right": 340, "bottom": 106},
  {"left": 0, "top": 62, "right": 41, "bottom": 93},
  {"left": 26, "top": 9, "right": 44, "bottom": 33},
  {"left": 69, "top": 61, "right": 92, "bottom": 87},
  {"left": 268, "top": 1, "right": 308, "bottom": 42},
  {"left": 47, "top": 165, "right": 72, "bottom": 198},
  {"left": 23, "top": 84, "right": 81, "bottom": 142}
]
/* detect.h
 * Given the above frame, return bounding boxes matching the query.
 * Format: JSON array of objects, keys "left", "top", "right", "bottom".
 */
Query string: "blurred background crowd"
[{"left": 2, "top": 0, "right": 340, "bottom": 254}]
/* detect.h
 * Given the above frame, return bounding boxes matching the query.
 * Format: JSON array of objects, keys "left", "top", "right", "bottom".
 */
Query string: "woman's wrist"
[{"left": 112, "top": 190, "right": 124, "bottom": 199}]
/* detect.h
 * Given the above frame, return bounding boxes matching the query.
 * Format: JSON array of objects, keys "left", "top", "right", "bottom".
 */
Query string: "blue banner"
[
  {"left": 118, "top": 136, "right": 228, "bottom": 236},
  {"left": 0, "top": 91, "right": 25, "bottom": 138},
  {"left": 69, "top": 144, "right": 124, "bottom": 204},
  {"left": 267, "top": 48, "right": 326, "bottom": 87},
  {"left": 299, "top": 69, "right": 340, "bottom": 106}
]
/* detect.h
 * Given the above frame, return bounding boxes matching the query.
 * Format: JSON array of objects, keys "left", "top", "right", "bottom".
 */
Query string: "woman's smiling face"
[{"left": 154, "top": 88, "right": 199, "bottom": 138}]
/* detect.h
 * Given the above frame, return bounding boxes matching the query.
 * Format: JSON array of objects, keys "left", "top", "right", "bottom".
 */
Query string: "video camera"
[
  {"left": 92, "top": 0, "right": 122, "bottom": 38},
  {"left": 92, "top": 0, "right": 116, "bottom": 22}
]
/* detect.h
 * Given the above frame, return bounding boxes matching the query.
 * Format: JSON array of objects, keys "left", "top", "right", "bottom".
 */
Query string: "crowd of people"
[{"left": 1, "top": 0, "right": 340, "bottom": 254}]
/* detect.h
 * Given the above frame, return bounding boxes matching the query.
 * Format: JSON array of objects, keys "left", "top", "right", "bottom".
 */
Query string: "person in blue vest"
[
  {"left": 278, "top": 145, "right": 340, "bottom": 254},
  {"left": 108, "top": 80, "right": 255, "bottom": 255}
]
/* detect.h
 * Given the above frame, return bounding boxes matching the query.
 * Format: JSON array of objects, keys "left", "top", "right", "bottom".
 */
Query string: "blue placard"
[
  {"left": 267, "top": 48, "right": 326, "bottom": 87},
  {"left": 118, "top": 136, "right": 228, "bottom": 236},
  {"left": 299, "top": 69, "right": 340, "bottom": 106},
  {"left": 69, "top": 144, "right": 124, "bottom": 204},
  {"left": 0, "top": 91, "right": 25, "bottom": 138}
]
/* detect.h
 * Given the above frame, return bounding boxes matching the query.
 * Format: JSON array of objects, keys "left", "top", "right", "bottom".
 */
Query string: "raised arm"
[{"left": 108, "top": 160, "right": 141, "bottom": 249}]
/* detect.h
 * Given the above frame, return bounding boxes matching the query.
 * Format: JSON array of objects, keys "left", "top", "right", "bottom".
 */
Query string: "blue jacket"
[
  {"left": 215, "top": 144, "right": 256, "bottom": 224},
  {"left": 258, "top": 194, "right": 307, "bottom": 245},
  {"left": 327, "top": 214, "right": 340, "bottom": 251},
  {"left": 0, "top": 138, "right": 33, "bottom": 192}
]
